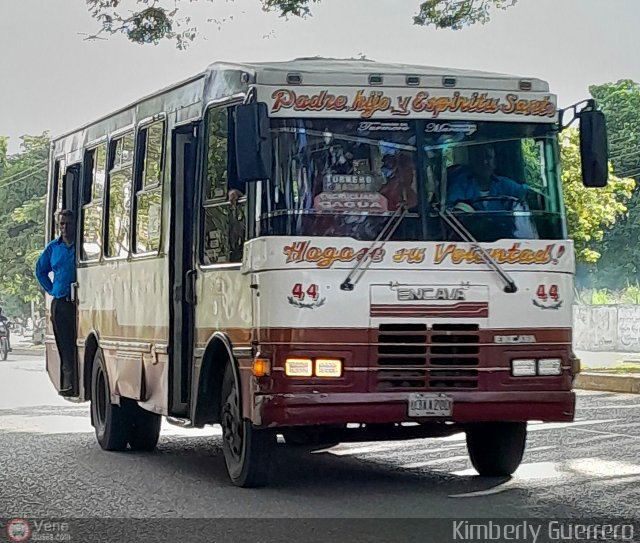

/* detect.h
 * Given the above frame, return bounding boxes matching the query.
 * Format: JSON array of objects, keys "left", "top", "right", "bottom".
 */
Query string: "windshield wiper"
[
  {"left": 340, "top": 206, "right": 409, "bottom": 291},
  {"left": 437, "top": 207, "right": 518, "bottom": 294}
]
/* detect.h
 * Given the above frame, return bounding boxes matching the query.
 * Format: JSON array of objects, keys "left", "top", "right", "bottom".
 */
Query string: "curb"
[
  {"left": 575, "top": 372, "right": 640, "bottom": 394},
  {"left": 10, "top": 346, "right": 45, "bottom": 357}
]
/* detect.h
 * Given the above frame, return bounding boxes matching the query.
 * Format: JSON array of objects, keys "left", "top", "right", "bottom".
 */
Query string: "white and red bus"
[{"left": 45, "top": 58, "right": 608, "bottom": 487}]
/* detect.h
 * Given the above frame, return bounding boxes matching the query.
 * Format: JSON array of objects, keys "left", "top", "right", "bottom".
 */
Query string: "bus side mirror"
[
  {"left": 579, "top": 109, "right": 609, "bottom": 187},
  {"left": 234, "top": 102, "right": 272, "bottom": 183}
]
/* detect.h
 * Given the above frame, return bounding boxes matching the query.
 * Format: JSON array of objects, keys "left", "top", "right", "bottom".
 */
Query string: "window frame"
[
  {"left": 198, "top": 100, "right": 247, "bottom": 270},
  {"left": 49, "top": 157, "right": 65, "bottom": 242},
  {"left": 79, "top": 138, "right": 108, "bottom": 264},
  {"left": 132, "top": 116, "right": 167, "bottom": 258},
  {"left": 104, "top": 128, "right": 136, "bottom": 261}
]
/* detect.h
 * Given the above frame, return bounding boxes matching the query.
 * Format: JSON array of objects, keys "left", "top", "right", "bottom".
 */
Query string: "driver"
[{"left": 447, "top": 145, "right": 528, "bottom": 211}]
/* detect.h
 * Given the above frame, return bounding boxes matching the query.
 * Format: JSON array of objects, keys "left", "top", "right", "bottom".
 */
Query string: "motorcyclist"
[{"left": 0, "top": 306, "right": 12, "bottom": 352}]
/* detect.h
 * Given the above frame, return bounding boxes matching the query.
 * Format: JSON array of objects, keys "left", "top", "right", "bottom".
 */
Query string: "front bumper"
[{"left": 254, "top": 390, "right": 575, "bottom": 428}]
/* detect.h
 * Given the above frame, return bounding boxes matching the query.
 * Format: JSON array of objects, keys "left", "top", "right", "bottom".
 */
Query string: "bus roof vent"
[{"left": 519, "top": 80, "right": 533, "bottom": 91}]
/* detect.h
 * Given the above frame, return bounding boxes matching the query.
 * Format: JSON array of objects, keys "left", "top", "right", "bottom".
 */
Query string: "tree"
[
  {"left": 560, "top": 128, "right": 635, "bottom": 264},
  {"left": 0, "top": 134, "right": 50, "bottom": 317},
  {"left": 583, "top": 80, "right": 640, "bottom": 287},
  {"left": 85, "top": 0, "right": 519, "bottom": 48}
]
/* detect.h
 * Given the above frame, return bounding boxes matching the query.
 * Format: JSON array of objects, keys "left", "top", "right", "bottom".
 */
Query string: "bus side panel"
[{"left": 77, "top": 257, "right": 170, "bottom": 413}]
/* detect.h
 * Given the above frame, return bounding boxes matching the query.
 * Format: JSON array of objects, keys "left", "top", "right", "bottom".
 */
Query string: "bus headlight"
[
  {"left": 538, "top": 358, "right": 562, "bottom": 376},
  {"left": 315, "top": 358, "right": 342, "bottom": 378},
  {"left": 285, "top": 358, "right": 313, "bottom": 377},
  {"left": 511, "top": 359, "right": 537, "bottom": 377}
]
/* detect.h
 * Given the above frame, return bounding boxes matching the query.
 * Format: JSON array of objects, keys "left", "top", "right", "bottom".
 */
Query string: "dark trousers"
[{"left": 51, "top": 298, "right": 76, "bottom": 389}]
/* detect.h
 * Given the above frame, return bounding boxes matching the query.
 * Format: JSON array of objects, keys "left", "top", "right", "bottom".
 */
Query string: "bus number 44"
[
  {"left": 536, "top": 284, "right": 559, "bottom": 302},
  {"left": 292, "top": 283, "right": 319, "bottom": 301}
]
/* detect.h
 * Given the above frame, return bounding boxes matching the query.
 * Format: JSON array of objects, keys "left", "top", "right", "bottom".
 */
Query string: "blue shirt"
[
  {"left": 447, "top": 166, "right": 528, "bottom": 211},
  {"left": 35, "top": 238, "right": 76, "bottom": 299}
]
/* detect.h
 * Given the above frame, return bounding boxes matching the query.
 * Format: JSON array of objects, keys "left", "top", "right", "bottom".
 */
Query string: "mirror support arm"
[{"left": 559, "top": 98, "right": 597, "bottom": 131}]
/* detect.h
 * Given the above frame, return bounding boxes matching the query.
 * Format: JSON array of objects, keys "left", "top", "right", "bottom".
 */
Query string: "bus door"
[
  {"left": 46, "top": 161, "right": 81, "bottom": 393},
  {"left": 168, "top": 123, "right": 199, "bottom": 416}
]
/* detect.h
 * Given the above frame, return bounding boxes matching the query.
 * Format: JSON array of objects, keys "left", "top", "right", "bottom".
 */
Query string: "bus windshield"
[{"left": 258, "top": 119, "right": 565, "bottom": 242}]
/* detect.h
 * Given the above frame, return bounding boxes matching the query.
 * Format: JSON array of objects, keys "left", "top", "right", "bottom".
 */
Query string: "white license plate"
[{"left": 408, "top": 393, "right": 453, "bottom": 417}]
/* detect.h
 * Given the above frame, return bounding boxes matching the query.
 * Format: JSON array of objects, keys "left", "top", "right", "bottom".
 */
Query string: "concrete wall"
[{"left": 573, "top": 305, "right": 640, "bottom": 352}]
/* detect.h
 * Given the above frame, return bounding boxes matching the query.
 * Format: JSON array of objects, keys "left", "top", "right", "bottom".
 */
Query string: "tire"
[
  {"left": 466, "top": 422, "right": 527, "bottom": 477},
  {"left": 0, "top": 339, "right": 7, "bottom": 361},
  {"left": 127, "top": 400, "right": 162, "bottom": 452},
  {"left": 90, "top": 349, "right": 129, "bottom": 451},
  {"left": 220, "top": 363, "right": 275, "bottom": 487}
]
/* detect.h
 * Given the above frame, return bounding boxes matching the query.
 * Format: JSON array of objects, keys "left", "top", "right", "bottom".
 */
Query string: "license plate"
[{"left": 408, "top": 393, "right": 453, "bottom": 417}]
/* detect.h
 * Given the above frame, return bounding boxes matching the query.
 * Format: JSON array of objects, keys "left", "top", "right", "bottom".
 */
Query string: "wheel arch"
[{"left": 191, "top": 332, "right": 239, "bottom": 427}]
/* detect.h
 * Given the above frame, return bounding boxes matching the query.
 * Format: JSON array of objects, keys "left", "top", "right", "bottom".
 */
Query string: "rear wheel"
[
  {"left": 90, "top": 349, "right": 129, "bottom": 451},
  {"left": 466, "top": 422, "right": 527, "bottom": 476},
  {"left": 220, "top": 364, "right": 275, "bottom": 487}
]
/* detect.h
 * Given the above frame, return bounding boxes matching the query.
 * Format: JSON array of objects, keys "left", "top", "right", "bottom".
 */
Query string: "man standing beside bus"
[{"left": 35, "top": 210, "right": 76, "bottom": 395}]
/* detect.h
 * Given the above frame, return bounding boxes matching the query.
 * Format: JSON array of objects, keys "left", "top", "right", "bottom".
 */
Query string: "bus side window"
[
  {"left": 106, "top": 132, "right": 134, "bottom": 258},
  {"left": 201, "top": 106, "right": 245, "bottom": 265},
  {"left": 134, "top": 121, "right": 165, "bottom": 254},
  {"left": 81, "top": 144, "right": 107, "bottom": 261}
]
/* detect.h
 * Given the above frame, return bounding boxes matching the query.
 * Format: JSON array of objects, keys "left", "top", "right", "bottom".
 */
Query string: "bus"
[{"left": 45, "top": 58, "right": 608, "bottom": 487}]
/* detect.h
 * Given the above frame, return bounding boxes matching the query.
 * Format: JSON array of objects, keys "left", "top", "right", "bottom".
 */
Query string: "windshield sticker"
[
  {"left": 267, "top": 88, "right": 557, "bottom": 121},
  {"left": 358, "top": 122, "right": 411, "bottom": 132},
  {"left": 323, "top": 174, "right": 378, "bottom": 192},
  {"left": 425, "top": 122, "right": 478, "bottom": 136},
  {"left": 314, "top": 192, "right": 388, "bottom": 212}
]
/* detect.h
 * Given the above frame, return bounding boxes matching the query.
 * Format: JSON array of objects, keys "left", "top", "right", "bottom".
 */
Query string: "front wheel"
[
  {"left": 220, "top": 364, "right": 275, "bottom": 487},
  {"left": 0, "top": 338, "right": 7, "bottom": 361},
  {"left": 466, "top": 422, "right": 527, "bottom": 476}
]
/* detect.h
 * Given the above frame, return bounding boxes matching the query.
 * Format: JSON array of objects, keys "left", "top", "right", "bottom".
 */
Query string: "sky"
[{"left": 1, "top": 0, "right": 639, "bottom": 154}]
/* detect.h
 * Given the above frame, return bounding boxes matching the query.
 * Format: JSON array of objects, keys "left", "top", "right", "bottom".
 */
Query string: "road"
[{"left": 1, "top": 353, "right": 639, "bottom": 523}]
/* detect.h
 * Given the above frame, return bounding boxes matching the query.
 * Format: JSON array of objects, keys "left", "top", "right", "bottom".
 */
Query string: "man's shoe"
[
  {"left": 8, "top": 348, "right": 12, "bottom": 352},
  {"left": 59, "top": 387, "right": 74, "bottom": 397}
]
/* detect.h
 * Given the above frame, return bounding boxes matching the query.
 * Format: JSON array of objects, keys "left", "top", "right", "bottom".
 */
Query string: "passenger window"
[
  {"left": 134, "top": 121, "right": 165, "bottom": 254},
  {"left": 106, "top": 132, "right": 134, "bottom": 258},
  {"left": 81, "top": 144, "right": 107, "bottom": 261}
]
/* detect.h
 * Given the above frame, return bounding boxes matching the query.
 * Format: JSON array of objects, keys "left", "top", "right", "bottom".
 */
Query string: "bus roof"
[{"left": 52, "top": 57, "right": 551, "bottom": 147}]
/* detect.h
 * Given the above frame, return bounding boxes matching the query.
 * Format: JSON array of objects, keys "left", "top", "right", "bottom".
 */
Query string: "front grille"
[{"left": 376, "top": 323, "right": 480, "bottom": 391}]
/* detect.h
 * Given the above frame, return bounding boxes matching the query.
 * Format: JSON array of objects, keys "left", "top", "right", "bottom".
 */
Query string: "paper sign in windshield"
[{"left": 314, "top": 192, "right": 388, "bottom": 212}]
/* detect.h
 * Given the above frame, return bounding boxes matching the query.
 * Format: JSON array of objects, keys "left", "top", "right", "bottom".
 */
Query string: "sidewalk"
[
  {"left": 574, "top": 349, "right": 640, "bottom": 394},
  {"left": 8, "top": 333, "right": 45, "bottom": 356}
]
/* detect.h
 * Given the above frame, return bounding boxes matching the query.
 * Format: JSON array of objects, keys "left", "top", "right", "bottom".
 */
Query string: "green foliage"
[
  {"left": 85, "top": 0, "right": 520, "bottom": 47},
  {"left": 560, "top": 128, "right": 635, "bottom": 263},
  {"left": 580, "top": 80, "right": 640, "bottom": 288},
  {"left": 414, "top": 0, "right": 518, "bottom": 29},
  {"left": 0, "top": 134, "right": 49, "bottom": 315},
  {"left": 576, "top": 285, "right": 640, "bottom": 305}
]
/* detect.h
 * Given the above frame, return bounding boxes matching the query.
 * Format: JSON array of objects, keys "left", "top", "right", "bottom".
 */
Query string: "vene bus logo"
[{"left": 6, "top": 518, "right": 31, "bottom": 542}]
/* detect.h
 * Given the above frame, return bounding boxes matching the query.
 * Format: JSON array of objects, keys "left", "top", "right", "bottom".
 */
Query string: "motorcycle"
[{"left": 0, "top": 321, "right": 10, "bottom": 361}]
